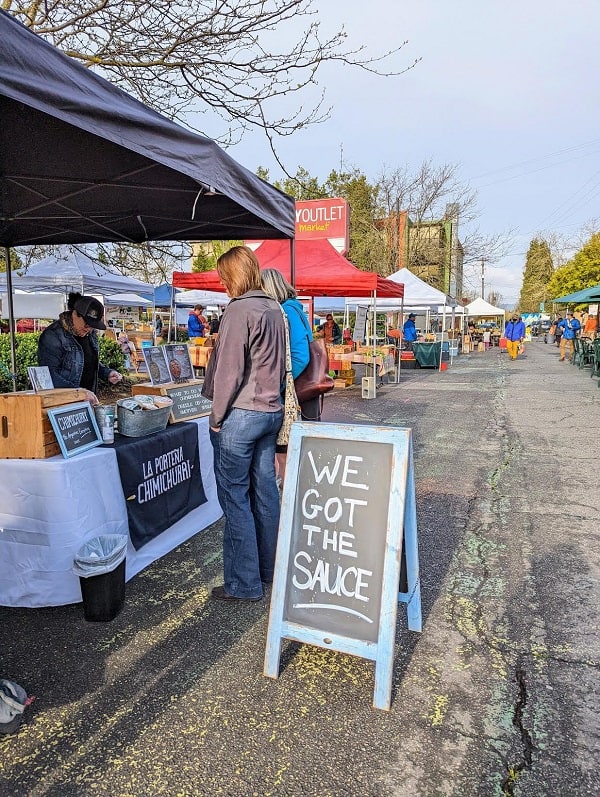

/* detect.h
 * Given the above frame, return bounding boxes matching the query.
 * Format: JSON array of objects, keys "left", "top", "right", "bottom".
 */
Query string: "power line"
[{"left": 467, "top": 138, "right": 600, "bottom": 184}]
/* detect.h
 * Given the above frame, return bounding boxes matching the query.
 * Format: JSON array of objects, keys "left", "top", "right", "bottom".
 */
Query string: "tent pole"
[
  {"left": 396, "top": 296, "right": 405, "bottom": 383},
  {"left": 3, "top": 246, "right": 18, "bottom": 392},
  {"left": 290, "top": 239, "right": 296, "bottom": 288},
  {"left": 372, "top": 291, "right": 377, "bottom": 398},
  {"left": 168, "top": 282, "right": 175, "bottom": 343}
]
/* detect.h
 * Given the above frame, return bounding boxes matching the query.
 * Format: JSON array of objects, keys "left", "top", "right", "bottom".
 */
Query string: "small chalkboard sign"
[
  {"left": 46, "top": 401, "right": 103, "bottom": 458},
  {"left": 165, "top": 383, "right": 212, "bottom": 422},
  {"left": 264, "top": 421, "right": 421, "bottom": 711}
]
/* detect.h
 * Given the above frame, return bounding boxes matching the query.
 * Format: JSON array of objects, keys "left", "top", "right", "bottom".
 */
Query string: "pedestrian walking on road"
[
  {"left": 557, "top": 311, "right": 581, "bottom": 361},
  {"left": 504, "top": 314, "right": 525, "bottom": 360}
]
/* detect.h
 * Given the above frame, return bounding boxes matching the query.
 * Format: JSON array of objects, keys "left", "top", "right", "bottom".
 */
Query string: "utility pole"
[
  {"left": 481, "top": 258, "right": 486, "bottom": 299},
  {"left": 395, "top": 197, "right": 400, "bottom": 271}
]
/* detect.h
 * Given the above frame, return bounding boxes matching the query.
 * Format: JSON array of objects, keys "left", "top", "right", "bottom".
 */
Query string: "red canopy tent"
[{"left": 172, "top": 239, "right": 404, "bottom": 298}]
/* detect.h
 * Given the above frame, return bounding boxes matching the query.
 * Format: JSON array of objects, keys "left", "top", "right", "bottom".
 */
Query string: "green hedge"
[{"left": 0, "top": 332, "right": 125, "bottom": 393}]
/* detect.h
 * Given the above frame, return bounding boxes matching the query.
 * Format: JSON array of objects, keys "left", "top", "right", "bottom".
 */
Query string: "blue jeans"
[{"left": 210, "top": 408, "right": 283, "bottom": 598}]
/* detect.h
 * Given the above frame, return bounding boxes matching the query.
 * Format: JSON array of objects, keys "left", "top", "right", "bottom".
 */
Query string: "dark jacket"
[
  {"left": 38, "top": 317, "right": 112, "bottom": 393},
  {"left": 201, "top": 290, "right": 285, "bottom": 428}
]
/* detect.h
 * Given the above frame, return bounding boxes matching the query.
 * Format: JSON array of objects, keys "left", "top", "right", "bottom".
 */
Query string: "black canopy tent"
[{"left": 0, "top": 10, "right": 295, "bottom": 388}]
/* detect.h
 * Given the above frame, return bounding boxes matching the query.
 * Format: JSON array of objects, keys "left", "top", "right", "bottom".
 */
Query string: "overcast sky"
[{"left": 227, "top": 0, "right": 600, "bottom": 306}]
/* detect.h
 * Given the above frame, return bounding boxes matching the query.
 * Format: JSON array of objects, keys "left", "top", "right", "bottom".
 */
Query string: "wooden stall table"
[
  {"left": 0, "top": 417, "right": 222, "bottom": 607},
  {"left": 328, "top": 345, "right": 396, "bottom": 385}
]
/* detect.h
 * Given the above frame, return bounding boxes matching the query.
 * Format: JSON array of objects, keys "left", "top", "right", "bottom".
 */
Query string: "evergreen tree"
[{"left": 517, "top": 238, "right": 554, "bottom": 312}]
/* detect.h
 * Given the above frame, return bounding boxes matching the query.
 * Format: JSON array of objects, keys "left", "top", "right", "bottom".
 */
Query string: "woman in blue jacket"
[{"left": 261, "top": 268, "right": 320, "bottom": 483}]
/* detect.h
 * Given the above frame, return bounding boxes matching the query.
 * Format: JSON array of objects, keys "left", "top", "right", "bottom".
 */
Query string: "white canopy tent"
[
  {"left": 0, "top": 251, "right": 153, "bottom": 296},
  {"left": 464, "top": 297, "right": 506, "bottom": 326},
  {"left": 174, "top": 289, "right": 229, "bottom": 306},
  {"left": 332, "top": 268, "right": 462, "bottom": 372}
]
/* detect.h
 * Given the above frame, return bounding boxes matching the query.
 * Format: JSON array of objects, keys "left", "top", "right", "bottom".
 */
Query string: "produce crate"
[
  {"left": 328, "top": 345, "right": 353, "bottom": 356},
  {"left": 0, "top": 388, "right": 89, "bottom": 459},
  {"left": 334, "top": 376, "right": 354, "bottom": 388}
]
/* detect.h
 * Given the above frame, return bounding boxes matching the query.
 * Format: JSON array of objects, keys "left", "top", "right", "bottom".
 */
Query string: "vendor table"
[
  {"left": 412, "top": 341, "right": 442, "bottom": 368},
  {"left": 0, "top": 417, "right": 222, "bottom": 608},
  {"left": 328, "top": 349, "right": 396, "bottom": 377}
]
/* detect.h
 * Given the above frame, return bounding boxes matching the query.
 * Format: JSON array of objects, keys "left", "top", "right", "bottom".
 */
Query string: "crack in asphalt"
[{"left": 502, "top": 660, "right": 534, "bottom": 796}]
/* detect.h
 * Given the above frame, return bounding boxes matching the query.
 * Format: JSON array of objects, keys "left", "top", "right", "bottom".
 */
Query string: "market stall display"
[
  {"left": 412, "top": 341, "right": 442, "bottom": 368},
  {"left": 0, "top": 416, "right": 220, "bottom": 607}
]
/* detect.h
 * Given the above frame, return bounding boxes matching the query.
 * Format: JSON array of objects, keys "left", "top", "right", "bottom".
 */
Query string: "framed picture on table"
[
  {"left": 47, "top": 402, "right": 103, "bottom": 458},
  {"left": 27, "top": 366, "right": 54, "bottom": 391}
]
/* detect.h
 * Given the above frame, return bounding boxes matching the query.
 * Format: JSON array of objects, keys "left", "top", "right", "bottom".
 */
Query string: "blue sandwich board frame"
[{"left": 264, "top": 421, "right": 421, "bottom": 711}]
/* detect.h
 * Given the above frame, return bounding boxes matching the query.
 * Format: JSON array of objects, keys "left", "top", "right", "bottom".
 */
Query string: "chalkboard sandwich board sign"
[
  {"left": 132, "top": 380, "right": 212, "bottom": 423},
  {"left": 264, "top": 421, "right": 421, "bottom": 711},
  {"left": 47, "top": 401, "right": 104, "bottom": 458}
]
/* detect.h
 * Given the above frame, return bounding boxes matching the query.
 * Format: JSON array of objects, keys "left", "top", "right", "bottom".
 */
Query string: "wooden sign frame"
[
  {"left": 264, "top": 421, "right": 421, "bottom": 711},
  {"left": 132, "top": 380, "right": 211, "bottom": 422},
  {"left": 46, "top": 401, "right": 103, "bottom": 458}
]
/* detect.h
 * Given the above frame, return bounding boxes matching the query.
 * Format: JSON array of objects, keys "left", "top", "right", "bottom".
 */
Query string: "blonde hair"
[
  {"left": 260, "top": 268, "right": 297, "bottom": 304},
  {"left": 216, "top": 246, "right": 261, "bottom": 298}
]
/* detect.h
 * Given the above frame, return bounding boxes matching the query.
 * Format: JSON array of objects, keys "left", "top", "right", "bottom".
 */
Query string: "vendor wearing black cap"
[
  {"left": 402, "top": 312, "right": 418, "bottom": 349},
  {"left": 37, "top": 292, "right": 123, "bottom": 404}
]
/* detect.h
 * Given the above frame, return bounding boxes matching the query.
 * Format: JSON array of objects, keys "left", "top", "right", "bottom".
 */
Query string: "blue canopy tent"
[{"left": 150, "top": 284, "right": 180, "bottom": 306}]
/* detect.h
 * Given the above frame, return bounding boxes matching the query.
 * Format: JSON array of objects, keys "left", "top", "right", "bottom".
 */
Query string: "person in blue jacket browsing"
[{"left": 557, "top": 311, "right": 581, "bottom": 362}]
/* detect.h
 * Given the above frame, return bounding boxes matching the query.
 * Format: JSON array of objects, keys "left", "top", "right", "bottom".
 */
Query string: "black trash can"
[
  {"left": 78, "top": 558, "right": 126, "bottom": 622},
  {"left": 73, "top": 534, "right": 128, "bottom": 622}
]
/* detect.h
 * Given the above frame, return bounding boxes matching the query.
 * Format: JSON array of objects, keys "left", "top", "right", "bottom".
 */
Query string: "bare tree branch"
[{"left": 5, "top": 0, "right": 419, "bottom": 147}]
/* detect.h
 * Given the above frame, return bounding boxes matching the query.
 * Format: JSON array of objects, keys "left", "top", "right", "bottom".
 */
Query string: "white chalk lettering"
[
  {"left": 292, "top": 551, "right": 371, "bottom": 601},
  {"left": 307, "top": 451, "right": 342, "bottom": 484},
  {"left": 300, "top": 525, "right": 357, "bottom": 558},
  {"left": 57, "top": 411, "right": 89, "bottom": 430},
  {"left": 301, "top": 488, "right": 368, "bottom": 531},
  {"left": 340, "top": 456, "right": 368, "bottom": 490}
]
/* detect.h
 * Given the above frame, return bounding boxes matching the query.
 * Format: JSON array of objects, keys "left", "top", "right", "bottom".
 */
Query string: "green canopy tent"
[{"left": 551, "top": 284, "right": 600, "bottom": 304}]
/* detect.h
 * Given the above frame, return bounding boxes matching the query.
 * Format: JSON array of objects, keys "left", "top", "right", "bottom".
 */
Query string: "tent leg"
[{"left": 4, "top": 246, "right": 18, "bottom": 392}]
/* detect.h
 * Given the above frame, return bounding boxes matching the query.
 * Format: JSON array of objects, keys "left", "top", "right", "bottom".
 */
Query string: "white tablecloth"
[{"left": 0, "top": 417, "right": 222, "bottom": 607}]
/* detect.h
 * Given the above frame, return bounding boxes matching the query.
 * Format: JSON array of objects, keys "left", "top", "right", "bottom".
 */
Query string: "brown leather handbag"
[{"left": 294, "top": 338, "right": 335, "bottom": 403}]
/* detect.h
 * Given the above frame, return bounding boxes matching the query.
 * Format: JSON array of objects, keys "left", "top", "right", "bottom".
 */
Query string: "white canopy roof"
[
  {"left": 103, "top": 293, "right": 152, "bottom": 307},
  {"left": 464, "top": 297, "right": 505, "bottom": 318},
  {"left": 383, "top": 268, "right": 458, "bottom": 308},
  {"left": 0, "top": 251, "right": 153, "bottom": 296},
  {"left": 175, "top": 289, "right": 229, "bottom": 306}
]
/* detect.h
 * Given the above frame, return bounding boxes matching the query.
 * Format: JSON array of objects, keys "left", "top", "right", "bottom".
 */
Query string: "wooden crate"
[
  {"left": 334, "top": 376, "right": 354, "bottom": 388},
  {"left": 0, "top": 388, "right": 89, "bottom": 459}
]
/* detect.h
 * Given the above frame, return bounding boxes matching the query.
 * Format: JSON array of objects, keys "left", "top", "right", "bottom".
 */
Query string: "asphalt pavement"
[{"left": 1, "top": 337, "right": 599, "bottom": 796}]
